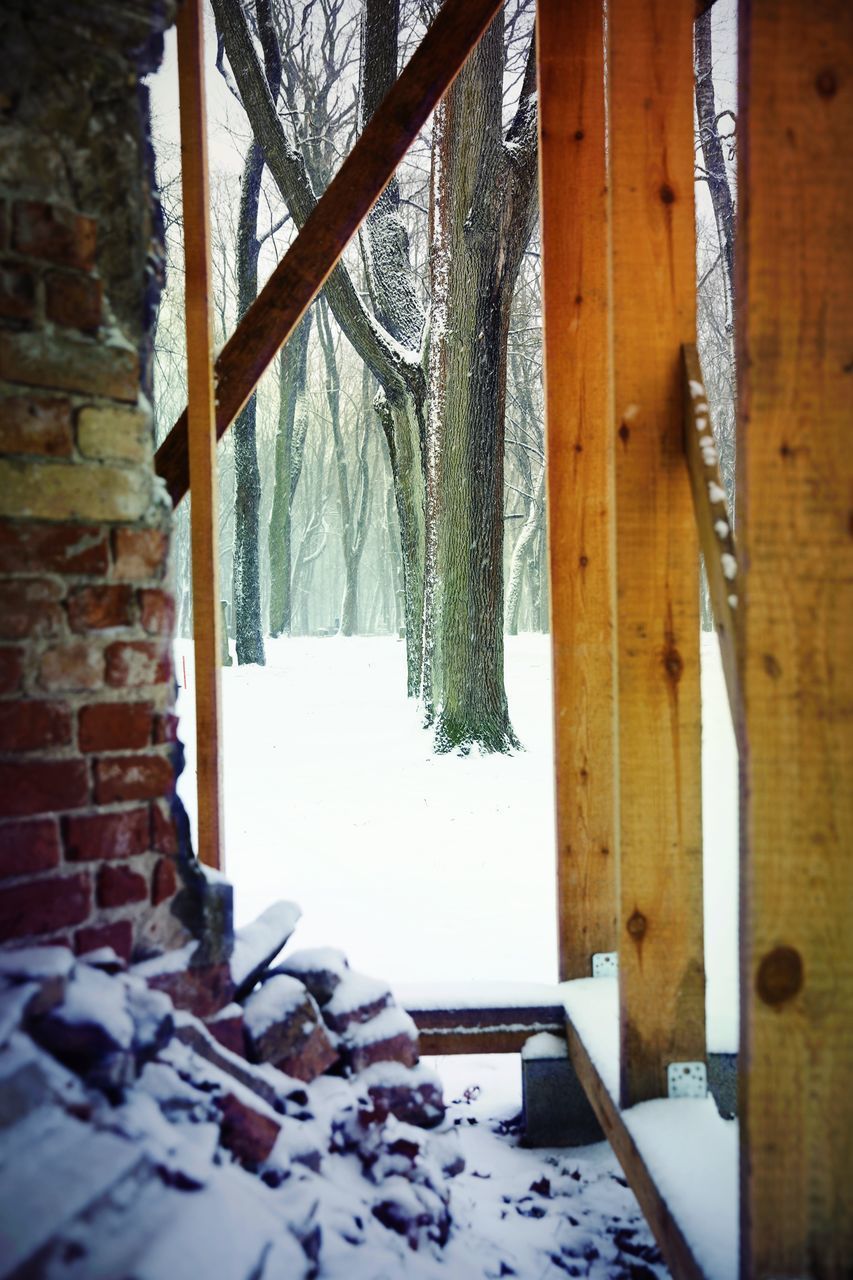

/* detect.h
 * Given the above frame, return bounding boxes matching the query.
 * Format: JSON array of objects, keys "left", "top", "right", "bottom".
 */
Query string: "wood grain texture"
[
  {"left": 564, "top": 1013, "right": 707, "bottom": 1280},
  {"left": 177, "top": 0, "right": 224, "bottom": 871},
  {"left": 682, "top": 344, "right": 741, "bottom": 734},
  {"left": 538, "top": 0, "right": 617, "bottom": 980},
  {"left": 156, "top": 0, "right": 503, "bottom": 506},
  {"left": 416, "top": 1028, "right": 563, "bottom": 1056},
  {"left": 737, "top": 1, "right": 853, "bottom": 1273},
  {"left": 608, "top": 0, "right": 705, "bottom": 1106}
]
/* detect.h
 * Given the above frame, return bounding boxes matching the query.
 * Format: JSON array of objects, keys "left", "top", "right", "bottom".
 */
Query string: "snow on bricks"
[{"left": 243, "top": 975, "right": 339, "bottom": 1082}]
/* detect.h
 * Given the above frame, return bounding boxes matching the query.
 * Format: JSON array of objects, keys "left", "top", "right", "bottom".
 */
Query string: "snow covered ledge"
[{"left": 561, "top": 978, "right": 738, "bottom": 1280}]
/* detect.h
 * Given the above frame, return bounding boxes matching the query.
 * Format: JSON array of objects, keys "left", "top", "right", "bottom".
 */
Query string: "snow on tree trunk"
[
  {"left": 269, "top": 312, "right": 312, "bottom": 638},
  {"left": 506, "top": 463, "right": 545, "bottom": 635},
  {"left": 425, "top": 15, "right": 538, "bottom": 753},
  {"left": 233, "top": 139, "right": 266, "bottom": 668}
]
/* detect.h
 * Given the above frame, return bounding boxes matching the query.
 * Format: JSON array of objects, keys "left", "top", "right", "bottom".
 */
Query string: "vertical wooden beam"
[
  {"left": 178, "top": 0, "right": 224, "bottom": 871},
  {"left": 538, "top": 0, "right": 617, "bottom": 980},
  {"left": 737, "top": 2, "right": 853, "bottom": 1274},
  {"left": 607, "top": 0, "right": 705, "bottom": 1106}
]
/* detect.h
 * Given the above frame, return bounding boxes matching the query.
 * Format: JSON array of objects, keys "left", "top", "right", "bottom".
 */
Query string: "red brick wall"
[{"left": 0, "top": 195, "right": 190, "bottom": 962}]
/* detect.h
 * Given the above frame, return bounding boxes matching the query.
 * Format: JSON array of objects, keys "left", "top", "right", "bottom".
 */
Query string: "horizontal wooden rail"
[
  {"left": 155, "top": 0, "right": 503, "bottom": 506},
  {"left": 407, "top": 998, "right": 565, "bottom": 1055},
  {"left": 682, "top": 344, "right": 741, "bottom": 732}
]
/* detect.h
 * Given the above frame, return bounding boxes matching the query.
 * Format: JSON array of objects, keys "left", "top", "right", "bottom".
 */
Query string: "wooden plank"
[
  {"left": 417, "top": 1028, "right": 563, "bottom": 1056},
  {"left": 538, "top": 0, "right": 617, "bottom": 980},
  {"left": 156, "top": 0, "right": 503, "bottom": 506},
  {"left": 408, "top": 1004, "right": 564, "bottom": 1032},
  {"left": 607, "top": 0, "right": 705, "bottom": 1107},
  {"left": 177, "top": 0, "right": 224, "bottom": 871},
  {"left": 564, "top": 1013, "right": 707, "bottom": 1280},
  {"left": 736, "top": 1, "right": 853, "bottom": 1274},
  {"left": 681, "top": 344, "right": 741, "bottom": 732}
]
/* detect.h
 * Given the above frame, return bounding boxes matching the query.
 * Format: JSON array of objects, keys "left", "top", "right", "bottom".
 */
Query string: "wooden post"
[
  {"left": 177, "top": 0, "right": 224, "bottom": 871},
  {"left": 607, "top": 0, "right": 705, "bottom": 1106},
  {"left": 737, "top": 1, "right": 853, "bottom": 1273},
  {"left": 537, "top": 0, "right": 617, "bottom": 980}
]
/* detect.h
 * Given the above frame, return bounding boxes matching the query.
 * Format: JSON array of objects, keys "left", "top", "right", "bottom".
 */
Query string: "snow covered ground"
[{"left": 174, "top": 632, "right": 738, "bottom": 1053}]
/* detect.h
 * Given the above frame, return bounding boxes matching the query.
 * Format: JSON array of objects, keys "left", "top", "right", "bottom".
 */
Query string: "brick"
[
  {"left": 205, "top": 1008, "right": 246, "bottom": 1057},
  {"left": 0, "top": 395, "right": 73, "bottom": 458},
  {"left": 139, "top": 589, "right": 175, "bottom": 637},
  {"left": 153, "top": 712, "right": 179, "bottom": 745},
  {"left": 112, "top": 527, "right": 168, "bottom": 581},
  {"left": 39, "top": 640, "right": 103, "bottom": 692},
  {"left": 0, "top": 758, "right": 88, "bottom": 818},
  {"left": 0, "top": 647, "right": 24, "bottom": 694},
  {"left": 147, "top": 962, "right": 234, "bottom": 1019},
  {"left": 93, "top": 753, "right": 173, "bottom": 804},
  {"left": 0, "top": 577, "right": 64, "bottom": 639},
  {"left": 97, "top": 862, "right": 147, "bottom": 908},
  {"left": 151, "top": 855, "right": 177, "bottom": 905},
  {"left": 0, "top": 458, "right": 150, "bottom": 523},
  {"left": 0, "top": 871, "right": 91, "bottom": 940},
  {"left": 0, "top": 699, "right": 72, "bottom": 751},
  {"left": 151, "top": 799, "right": 179, "bottom": 855},
  {"left": 0, "top": 262, "right": 36, "bottom": 324},
  {"left": 74, "top": 919, "right": 132, "bottom": 962},
  {"left": 76, "top": 403, "right": 150, "bottom": 464},
  {"left": 0, "top": 330, "right": 139, "bottom": 403},
  {"left": 0, "top": 521, "right": 108, "bottom": 575},
  {"left": 216, "top": 1092, "right": 280, "bottom": 1167},
  {"left": 63, "top": 806, "right": 149, "bottom": 861},
  {"left": 0, "top": 817, "right": 60, "bottom": 879},
  {"left": 13, "top": 203, "right": 96, "bottom": 270},
  {"left": 78, "top": 701, "right": 152, "bottom": 752},
  {"left": 105, "top": 641, "right": 170, "bottom": 688},
  {"left": 67, "top": 584, "right": 133, "bottom": 632},
  {"left": 45, "top": 270, "right": 101, "bottom": 333}
]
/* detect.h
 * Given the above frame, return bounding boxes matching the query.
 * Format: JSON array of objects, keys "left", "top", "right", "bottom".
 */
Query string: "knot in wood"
[
  {"left": 626, "top": 911, "right": 647, "bottom": 940},
  {"left": 659, "top": 183, "right": 676, "bottom": 205},
  {"left": 815, "top": 68, "right": 837, "bottom": 98},
  {"left": 756, "top": 945, "right": 803, "bottom": 1006},
  {"left": 663, "top": 647, "right": 683, "bottom": 682}
]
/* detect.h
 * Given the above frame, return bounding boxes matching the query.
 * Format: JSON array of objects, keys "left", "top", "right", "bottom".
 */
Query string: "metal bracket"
[
  {"left": 667, "top": 1061, "right": 708, "bottom": 1099},
  {"left": 591, "top": 952, "right": 618, "bottom": 978}
]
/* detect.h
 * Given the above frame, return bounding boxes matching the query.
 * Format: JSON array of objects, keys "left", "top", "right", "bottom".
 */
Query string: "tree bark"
[
  {"left": 426, "top": 15, "right": 538, "bottom": 752},
  {"left": 268, "top": 310, "right": 311, "bottom": 636},
  {"left": 695, "top": 8, "right": 736, "bottom": 314},
  {"left": 232, "top": 137, "right": 266, "bottom": 666}
]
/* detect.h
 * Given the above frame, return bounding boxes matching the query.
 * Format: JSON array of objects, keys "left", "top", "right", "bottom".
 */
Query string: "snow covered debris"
[
  {"left": 230, "top": 899, "right": 302, "bottom": 993},
  {"left": 0, "top": 947, "right": 671, "bottom": 1280}
]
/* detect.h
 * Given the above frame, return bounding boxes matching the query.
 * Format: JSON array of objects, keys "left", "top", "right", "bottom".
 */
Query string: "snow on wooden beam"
[
  {"left": 177, "top": 0, "right": 224, "bottom": 871},
  {"left": 563, "top": 978, "right": 736, "bottom": 1280},
  {"left": 607, "top": 0, "right": 705, "bottom": 1107},
  {"left": 155, "top": 0, "right": 504, "bottom": 507},
  {"left": 538, "top": 0, "right": 617, "bottom": 981},
  {"left": 736, "top": 1, "right": 853, "bottom": 1274},
  {"left": 682, "top": 344, "right": 741, "bottom": 736}
]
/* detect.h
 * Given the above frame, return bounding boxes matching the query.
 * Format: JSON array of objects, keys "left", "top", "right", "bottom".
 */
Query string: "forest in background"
[{"left": 151, "top": 0, "right": 737, "bottom": 752}]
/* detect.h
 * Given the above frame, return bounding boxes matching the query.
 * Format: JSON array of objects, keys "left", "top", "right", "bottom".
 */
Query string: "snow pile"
[
  {"left": 174, "top": 632, "right": 739, "bottom": 1054},
  {"left": 0, "top": 946, "right": 670, "bottom": 1279}
]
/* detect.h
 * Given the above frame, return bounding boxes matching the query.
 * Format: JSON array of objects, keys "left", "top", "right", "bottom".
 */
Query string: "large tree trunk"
[
  {"left": 268, "top": 310, "right": 311, "bottom": 637},
  {"left": 426, "top": 15, "right": 538, "bottom": 752},
  {"left": 232, "top": 138, "right": 266, "bottom": 666}
]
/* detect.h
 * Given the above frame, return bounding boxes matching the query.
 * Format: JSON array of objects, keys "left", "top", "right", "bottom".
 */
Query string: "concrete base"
[
  {"left": 708, "top": 1052, "right": 738, "bottom": 1119},
  {"left": 521, "top": 1035, "right": 603, "bottom": 1147}
]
